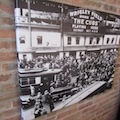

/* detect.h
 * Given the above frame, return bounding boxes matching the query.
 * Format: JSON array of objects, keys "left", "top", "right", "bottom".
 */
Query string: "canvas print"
[{"left": 14, "top": 0, "right": 120, "bottom": 119}]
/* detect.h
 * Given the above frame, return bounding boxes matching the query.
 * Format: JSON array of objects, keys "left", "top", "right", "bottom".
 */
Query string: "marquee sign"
[
  {"left": 14, "top": 0, "right": 119, "bottom": 120},
  {"left": 71, "top": 11, "right": 102, "bottom": 33},
  {"left": 63, "top": 9, "right": 120, "bottom": 34}
]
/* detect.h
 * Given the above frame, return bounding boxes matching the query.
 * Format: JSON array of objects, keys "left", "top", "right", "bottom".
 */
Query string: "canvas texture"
[{"left": 14, "top": 0, "right": 120, "bottom": 119}]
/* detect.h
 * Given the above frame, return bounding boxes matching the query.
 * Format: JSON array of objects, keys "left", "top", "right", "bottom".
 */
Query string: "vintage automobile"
[
  {"left": 49, "top": 86, "right": 79, "bottom": 102},
  {"left": 20, "top": 95, "right": 35, "bottom": 109}
]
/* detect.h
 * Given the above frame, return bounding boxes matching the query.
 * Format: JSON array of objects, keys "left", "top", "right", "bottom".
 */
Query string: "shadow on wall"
[{"left": 117, "top": 102, "right": 120, "bottom": 120}]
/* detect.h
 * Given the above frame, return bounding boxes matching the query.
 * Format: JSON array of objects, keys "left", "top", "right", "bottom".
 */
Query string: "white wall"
[
  {"left": 59, "top": 52, "right": 64, "bottom": 59},
  {"left": 15, "top": 8, "right": 28, "bottom": 24},
  {"left": 65, "top": 52, "right": 70, "bottom": 57},
  {"left": 76, "top": 51, "right": 80, "bottom": 59},
  {"left": 16, "top": 27, "right": 31, "bottom": 52},
  {"left": 32, "top": 30, "right": 61, "bottom": 47},
  {"left": 116, "top": 35, "right": 120, "bottom": 45},
  {"left": 14, "top": 8, "right": 21, "bottom": 17},
  {"left": 16, "top": 27, "right": 61, "bottom": 52},
  {"left": 80, "top": 37, "right": 85, "bottom": 46}
]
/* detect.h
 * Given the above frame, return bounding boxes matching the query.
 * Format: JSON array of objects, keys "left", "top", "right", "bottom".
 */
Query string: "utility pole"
[
  {"left": 27, "top": 0, "right": 32, "bottom": 47},
  {"left": 60, "top": 4, "right": 65, "bottom": 59}
]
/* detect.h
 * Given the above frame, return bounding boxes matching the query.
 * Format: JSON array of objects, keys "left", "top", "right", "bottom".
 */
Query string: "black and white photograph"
[{"left": 14, "top": 0, "right": 120, "bottom": 120}]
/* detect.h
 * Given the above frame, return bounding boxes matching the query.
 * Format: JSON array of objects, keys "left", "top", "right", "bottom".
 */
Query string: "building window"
[
  {"left": 37, "top": 36, "right": 42, "bottom": 45},
  {"left": 21, "top": 78, "right": 28, "bottom": 85},
  {"left": 96, "top": 38, "right": 100, "bottom": 44},
  {"left": 111, "top": 38, "right": 114, "bottom": 44},
  {"left": 19, "top": 36, "right": 25, "bottom": 44},
  {"left": 89, "top": 37, "right": 93, "bottom": 44},
  {"left": 29, "top": 78, "right": 35, "bottom": 84},
  {"left": 67, "top": 37, "right": 71, "bottom": 45},
  {"left": 107, "top": 38, "right": 110, "bottom": 44},
  {"left": 21, "top": 77, "right": 35, "bottom": 86},
  {"left": 23, "top": 54, "right": 27, "bottom": 60},
  {"left": 76, "top": 37, "right": 80, "bottom": 45}
]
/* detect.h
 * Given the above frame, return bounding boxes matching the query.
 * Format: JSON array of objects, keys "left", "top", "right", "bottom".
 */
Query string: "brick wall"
[{"left": 0, "top": 0, "right": 120, "bottom": 120}]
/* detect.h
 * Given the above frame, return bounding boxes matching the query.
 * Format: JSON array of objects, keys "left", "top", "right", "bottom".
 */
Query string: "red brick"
[
  {"left": 3, "top": 83, "right": 18, "bottom": 92},
  {"left": 0, "top": 108, "right": 20, "bottom": 120},
  {"left": 0, "top": 102, "right": 12, "bottom": 113},
  {"left": 63, "top": 112, "right": 80, "bottom": 120},
  {"left": 106, "top": 0, "right": 117, "bottom": 4},
  {"left": 12, "top": 100, "right": 20, "bottom": 107},
  {"left": 83, "top": 0, "right": 102, "bottom": 9},
  {"left": 45, "top": 116, "right": 56, "bottom": 120},
  {"left": 97, "top": 97, "right": 110, "bottom": 106},
  {"left": 0, "top": 2, "right": 13, "bottom": 14},
  {"left": 78, "top": 101, "right": 93, "bottom": 111},
  {"left": 0, "top": 30, "right": 15, "bottom": 38},
  {"left": 0, "top": 73, "right": 12, "bottom": 82},
  {"left": 82, "top": 104, "right": 97, "bottom": 113},
  {"left": 103, "top": 4, "right": 117, "bottom": 12},
  {"left": 0, "top": 41, "right": 16, "bottom": 49},
  {"left": 2, "top": 62, "right": 17, "bottom": 72},
  {"left": 0, "top": 52, "right": 17, "bottom": 62},
  {"left": 5, "top": 115, "right": 21, "bottom": 120},
  {"left": 71, "top": 0, "right": 83, "bottom": 5},
  {"left": 57, "top": 107, "right": 77, "bottom": 119},
  {"left": 117, "top": 0, "right": 120, "bottom": 4},
  {"left": 0, "top": 92, "right": 19, "bottom": 102},
  {"left": 2, "top": 17, "right": 14, "bottom": 25}
]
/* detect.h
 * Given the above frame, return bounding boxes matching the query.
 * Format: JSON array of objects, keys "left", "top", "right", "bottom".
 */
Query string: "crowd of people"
[
  {"left": 29, "top": 90, "right": 55, "bottom": 118},
  {"left": 20, "top": 50, "right": 117, "bottom": 97},
  {"left": 19, "top": 50, "right": 117, "bottom": 84},
  {"left": 21, "top": 50, "right": 117, "bottom": 115},
  {"left": 75, "top": 50, "right": 116, "bottom": 87},
  {"left": 45, "top": 50, "right": 117, "bottom": 90},
  {"left": 19, "top": 54, "right": 61, "bottom": 70}
]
